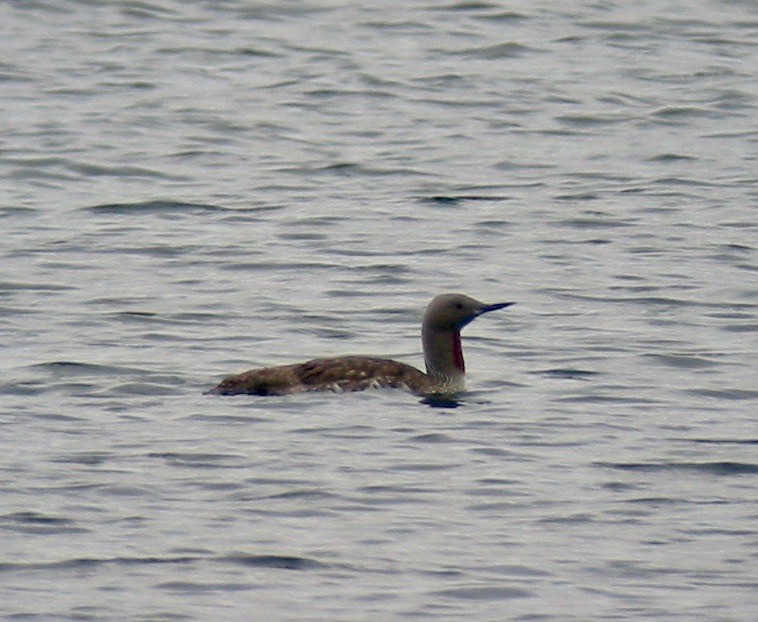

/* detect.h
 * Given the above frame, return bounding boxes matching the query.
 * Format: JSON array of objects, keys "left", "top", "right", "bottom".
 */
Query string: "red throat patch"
[{"left": 452, "top": 331, "right": 465, "bottom": 373}]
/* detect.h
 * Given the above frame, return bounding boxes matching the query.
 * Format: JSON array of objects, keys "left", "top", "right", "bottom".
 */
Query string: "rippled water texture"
[{"left": 1, "top": 1, "right": 756, "bottom": 620}]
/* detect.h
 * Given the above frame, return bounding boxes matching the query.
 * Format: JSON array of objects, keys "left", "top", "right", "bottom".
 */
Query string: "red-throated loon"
[{"left": 209, "top": 293, "right": 513, "bottom": 396}]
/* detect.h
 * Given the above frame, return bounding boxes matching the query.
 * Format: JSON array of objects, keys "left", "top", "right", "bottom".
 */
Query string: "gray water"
[{"left": 1, "top": 1, "right": 757, "bottom": 620}]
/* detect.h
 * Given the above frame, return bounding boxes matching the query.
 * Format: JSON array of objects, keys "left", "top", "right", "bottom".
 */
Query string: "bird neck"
[{"left": 422, "top": 325, "right": 466, "bottom": 392}]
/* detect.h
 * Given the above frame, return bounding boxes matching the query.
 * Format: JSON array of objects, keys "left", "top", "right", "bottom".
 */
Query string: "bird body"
[{"left": 209, "top": 293, "right": 512, "bottom": 397}]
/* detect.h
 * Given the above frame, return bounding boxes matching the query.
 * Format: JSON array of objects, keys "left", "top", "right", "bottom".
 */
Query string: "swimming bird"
[{"left": 209, "top": 293, "right": 513, "bottom": 396}]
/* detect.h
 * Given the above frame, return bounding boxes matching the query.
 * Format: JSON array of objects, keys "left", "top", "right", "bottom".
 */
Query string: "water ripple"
[
  {"left": 1, "top": 1, "right": 756, "bottom": 620},
  {"left": 596, "top": 461, "right": 758, "bottom": 476}
]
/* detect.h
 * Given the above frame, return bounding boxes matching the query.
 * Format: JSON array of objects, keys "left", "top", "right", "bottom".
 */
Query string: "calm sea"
[{"left": 1, "top": 1, "right": 756, "bottom": 620}]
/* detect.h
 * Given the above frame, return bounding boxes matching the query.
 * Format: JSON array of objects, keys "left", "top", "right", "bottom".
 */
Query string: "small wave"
[
  {"left": 69, "top": 162, "right": 180, "bottom": 179},
  {"left": 148, "top": 451, "right": 246, "bottom": 468},
  {"left": 157, "top": 580, "right": 251, "bottom": 593},
  {"left": 647, "top": 153, "right": 697, "bottom": 162},
  {"left": 84, "top": 200, "right": 224, "bottom": 214},
  {"left": 418, "top": 194, "right": 511, "bottom": 205},
  {"left": 50, "top": 452, "right": 112, "bottom": 465},
  {"left": 555, "top": 112, "right": 632, "bottom": 126},
  {"left": 651, "top": 105, "right": 716, "bottom": 120},
  {"left": 596, "top": 461, "right": 758, "bottom": 475},
  {"left": 687, "top": 438, "right": 758, "bottom": 445},
  {"left": 1, "top": 511, "right": 74, "bottom": 526},
  {"left": 0, "top": 552, "right": 324, "bottom": 575},
  {"left": 0, "top": 555, "right": 198, "bottom": 574},
  {"left": 23, "top": 361, "right": 187, "bottom": 397},
  {"left": 0, "top": 511, "right": 87, "bottom": 535},
  {"left": 433, "top": 585, "right": 531, "bottom": 600},
  {"left": 685, "top": 388, "right": 758, "bottom": 401},
  {"left": 105, "top": 381, "right": 180, "bottom": 396},
  {"left": 532, "top": 368, "right": 599, "bottom": 380},
  {"left": 644, "top": 353, "right": 719, "bottom": 369},
  {"left": 0, "top": 280, "right": 72, "bottom": 292},
  {"left": 409, "top": 432, "right": 456, "bottom": 443},
  {"left": 457, "top": 42, "right": 541, "bottom": 59},
  {"left": 30, "top": 361, "right": 144, "bottom": 377},
  {"left": 222, "top": 553, "right": 325, "bottom": 570},
  {"left": 555, "top": 215, "right": 634, "bottom": 229}
]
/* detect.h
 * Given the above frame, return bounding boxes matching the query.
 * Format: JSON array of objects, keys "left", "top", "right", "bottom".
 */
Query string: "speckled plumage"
[
  {"left": 209, "top": 294, "right": 513, "bottom": 397},
  {"left": 211, "top": 356, "right": 432, "bottom": 396}
]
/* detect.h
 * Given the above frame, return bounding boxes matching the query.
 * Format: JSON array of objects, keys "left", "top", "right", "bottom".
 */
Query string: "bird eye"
[{"left": 455, "top": 302, "right": 463, "bottom": 310}]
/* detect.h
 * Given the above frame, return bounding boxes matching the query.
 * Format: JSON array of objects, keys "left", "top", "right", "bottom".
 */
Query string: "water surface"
[{"left": 1, "top": 1, "right": 756, "bottom": 620}]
